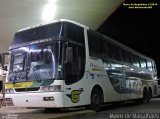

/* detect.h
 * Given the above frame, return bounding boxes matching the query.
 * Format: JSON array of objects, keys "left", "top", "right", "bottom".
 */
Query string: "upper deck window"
[
  {"left": 66, "top": 23, "right": 85, "bottom": 45},
  {"left": 12, "top": 22, "right": 64, "bottom": 46}
]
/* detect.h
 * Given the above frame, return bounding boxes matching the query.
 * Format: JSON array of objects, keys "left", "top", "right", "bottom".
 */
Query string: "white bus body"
[{"left": 5, "top": 19, "right": 158, "bottom": 111}]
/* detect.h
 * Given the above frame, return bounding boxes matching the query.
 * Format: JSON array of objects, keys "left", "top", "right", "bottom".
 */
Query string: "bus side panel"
[{"left": 89, "top": 58, "right": 122, "bottom": 103}]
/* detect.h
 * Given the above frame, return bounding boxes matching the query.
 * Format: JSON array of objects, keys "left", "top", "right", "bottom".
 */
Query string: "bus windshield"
[
  {"left": 28, "top": 44, "right": 56, "bottom": 81},
  {"left": 8, "top": 42, "right": 62, "bottom": 83}
]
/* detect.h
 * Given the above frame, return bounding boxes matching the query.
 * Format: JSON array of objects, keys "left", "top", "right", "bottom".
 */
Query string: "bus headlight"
[
  {"left": 6, "top": 89, "right": 14, "bottom": 93},
  {"left": 53, "top": 85, "right": 62, "bottom": 91},
  {"left": 41, "top": 86, "right": 54, "bottom": 92}
]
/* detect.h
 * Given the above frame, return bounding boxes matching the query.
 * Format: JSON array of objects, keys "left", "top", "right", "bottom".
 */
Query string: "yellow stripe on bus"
[{"left": 5, "top": 82, "right": 33, "bottom": 89}]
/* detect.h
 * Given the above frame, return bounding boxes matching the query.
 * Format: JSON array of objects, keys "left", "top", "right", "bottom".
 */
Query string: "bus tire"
[
  {"left": 45, "top": 108, "right": 61, "bottom": 112},
  {"left": 142, "top": 88, "right": 148, "bottom": 103},
  {"left": 135, "top": 89, "right": 148, "bottom": 104},
  {"left": 90, "top": 88, "right": 103, "bottom": 111},
  {"left": 147, "top": 88, "right": 152, "bottom": 103}
]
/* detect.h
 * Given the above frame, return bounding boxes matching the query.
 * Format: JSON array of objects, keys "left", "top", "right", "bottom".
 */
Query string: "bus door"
[{"left": 63, "top": 42, "right": 86, "bottom": 107}]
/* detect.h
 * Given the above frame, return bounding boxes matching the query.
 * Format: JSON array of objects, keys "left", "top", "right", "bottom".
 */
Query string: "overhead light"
[
  {"left": 48, "top": 0, "right": 57, "bottom": 4},
  {"left": 42, "top": 1, "right": 57, "bottom": 22}
]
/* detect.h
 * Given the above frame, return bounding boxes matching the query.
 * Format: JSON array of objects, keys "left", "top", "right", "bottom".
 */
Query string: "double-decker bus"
[{"left": 5, "top": 19, "right": 158, "bottom": 111}]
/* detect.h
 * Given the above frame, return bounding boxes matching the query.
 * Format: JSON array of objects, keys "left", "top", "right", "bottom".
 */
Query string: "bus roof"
[{"left": 17, "top": 19, "right": 89, "bottom": 32}]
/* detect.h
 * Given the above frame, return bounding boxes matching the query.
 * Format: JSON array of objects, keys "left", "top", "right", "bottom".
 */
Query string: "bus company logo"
[
  {"left": 90, "top": 63, "right": 103, "bottom": 71},
  {"left": 66, "top": 90, "right": 83, "bottom": 103}
]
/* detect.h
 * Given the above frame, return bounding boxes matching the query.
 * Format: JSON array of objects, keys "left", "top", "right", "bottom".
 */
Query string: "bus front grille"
[{"left": 15, "top": 87, "right": 40, "bottom": 92}]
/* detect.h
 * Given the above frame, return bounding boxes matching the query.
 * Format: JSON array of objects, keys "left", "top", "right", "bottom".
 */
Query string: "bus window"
[
  {"left": 13, "top": 22, "right": 64, "bottom": 46},
  {"left": 153, "top": 62, "right": 157, "bottom": 71},
  {"left": 140, "top": 58, "right": 147, "bottom": 69},
  {"left": 87, "top": 30, "right": 100, "bottom": 57},
  {"left": 66, "top": 22, "right": 85, "bottom": 45},
  {"left": 12, "top": 53, "right": 26, "bottom": 72},
  {"left": 147, "top": 61, "right": 153, "bottom": 71},
  {"left": 131, "top": 55, "right": 140, "bottom": 67},
  {"left": 87, "top": 30, "right": 122, "bottom": 60},
  {"left": 99, "top": 39, "right": 105, "bottom": 58},
  {"left": 64, "top": 43, "right": 85, "bottom": 85},
  {"left": 110, "top": 45, "right": 121, "bottom": 61}
]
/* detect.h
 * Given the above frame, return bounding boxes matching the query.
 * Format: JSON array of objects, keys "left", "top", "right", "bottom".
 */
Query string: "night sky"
[{"left": 98, "top": 0, "right": 160, "bottom": 76}]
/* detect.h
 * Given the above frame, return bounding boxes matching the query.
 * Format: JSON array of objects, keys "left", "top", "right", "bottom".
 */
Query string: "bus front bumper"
[{"left": 5, "top": 92, "right": 64, "bottom": 108}]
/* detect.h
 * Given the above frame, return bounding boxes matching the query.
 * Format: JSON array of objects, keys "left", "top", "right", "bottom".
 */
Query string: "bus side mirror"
[
  {"left": 65, "top": 47, "right": 73, "bottom": 63},
  {"left": 3, "top": 65, "right": 7, "bottom": 71},
  {"left": 1, "top": 53, "right": 9, "bottom": 71},
  {"left": 0, "top": 81, "right": 2, "bottom": 92}
]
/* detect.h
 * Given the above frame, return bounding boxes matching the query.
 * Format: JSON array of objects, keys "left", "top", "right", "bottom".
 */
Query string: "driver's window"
[{"left": 12, "top": 53, "right": 26, "bottom": 72}]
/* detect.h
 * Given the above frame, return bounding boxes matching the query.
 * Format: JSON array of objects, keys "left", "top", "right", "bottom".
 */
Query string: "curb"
[
  {"left": 49, "top": 110, "right": 96, "bottom": 119},
  {"left": 0, "top": 107, "right": 96, "bottom": 119}
]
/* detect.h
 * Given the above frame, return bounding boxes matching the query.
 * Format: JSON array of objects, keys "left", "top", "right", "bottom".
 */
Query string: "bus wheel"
[
  {"left": 45, "top": 108, "right": 61, "bottom": 112},
  {"left": 90, "top": 88, "right": 103, "bottom": 111},
  {"left": 143, "top": 89, "right": 148, "bottom": 103},
  {"left": 135, "top": 89, "right": 148, "bottom": 104},
  {"left": 147, "top": 89, "right": 152, "bottom": 103}
]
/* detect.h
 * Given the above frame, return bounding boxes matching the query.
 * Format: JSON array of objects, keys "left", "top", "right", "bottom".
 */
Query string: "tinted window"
[
  {"left": 88, "top": 30, "right": 121, "bottom": 61},
  {"left": 64, "top": 43, "right": 86, "bottom": 85},
  {"left": 140, "top": 58, "right": 147, "bottom": 69},
  {"left": 12, "top": 22, "right": 64, "bottom": 46},
  {"left": 131, "top": 55, "right": 140, "bottom": 67},
  {"left": 12, "top": 53, "right": 26, "bottom": 72},
  {"left": 110, "top": 45, "right": 121, "bottom": 61},
  {"left": 88, "top": 30, "right": 102, "bottom": 57},
  {"left": 147, "top": 61, "right": 153, "bottom": 71},
  {"left": 66, "top": 23, "right": 85, "bottom": 45},
  {"left": 120, "top": 50, "right": 132, "bottom": 65}
]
